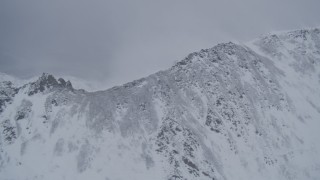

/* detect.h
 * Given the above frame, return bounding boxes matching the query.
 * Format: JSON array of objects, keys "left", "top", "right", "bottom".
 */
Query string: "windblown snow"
[{"left": 1, "top": 28, "right": 320, "bottom": 180}]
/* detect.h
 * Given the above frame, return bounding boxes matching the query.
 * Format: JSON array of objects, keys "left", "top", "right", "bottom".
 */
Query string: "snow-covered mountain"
[{"left": 1, "top": 28, "right": 320, "bottom": 180}]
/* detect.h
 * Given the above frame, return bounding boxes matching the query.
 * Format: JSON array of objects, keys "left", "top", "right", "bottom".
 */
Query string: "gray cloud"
[{"left": 1, "top": 0, "right": 320, "bottom": 88}]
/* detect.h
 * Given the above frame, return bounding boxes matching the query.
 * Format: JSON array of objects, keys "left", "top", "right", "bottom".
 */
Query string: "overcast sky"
[{"left": 0, "top": 0, "right": 320, "bottom": 88}]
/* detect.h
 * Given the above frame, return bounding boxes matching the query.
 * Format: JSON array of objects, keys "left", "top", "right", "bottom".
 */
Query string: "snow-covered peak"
[
  {"left": 0, "top": 72, "right": 110, "bottom": 93},
  {"left": 251, "top": 27, "right": 320, "bottom": 52},
  {"left": 27, "top": 73, "right": 73, "bottom": 96},
  {"left": 269, "top": 27, "right": 320, "bottom": 39},
  {"left": 0, "top": 72, "right": 17, "bottom": 82},
  {"left": 0, "top": 72, "right": 28, "bottom": 87}
]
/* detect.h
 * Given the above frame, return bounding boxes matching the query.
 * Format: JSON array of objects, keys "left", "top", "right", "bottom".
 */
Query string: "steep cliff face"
[{"left": 1, "top": 28, "right": 320, "bottom": 180}]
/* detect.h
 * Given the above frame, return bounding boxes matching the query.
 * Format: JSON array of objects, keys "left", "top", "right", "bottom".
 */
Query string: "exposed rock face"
[
  {"left": 0, "top": 28, "right": 320, "bottom": 180},
  {"left": 28, "top": 73, "right": 73, "bottom": 96},
  {"left": 0, "top": 81, "right": 19, "bottom": 114}
]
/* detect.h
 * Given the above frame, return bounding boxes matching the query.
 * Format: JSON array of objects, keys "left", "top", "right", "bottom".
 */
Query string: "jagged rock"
[{"left": 28, "top": 73, "right": 73, "bottom": 96}]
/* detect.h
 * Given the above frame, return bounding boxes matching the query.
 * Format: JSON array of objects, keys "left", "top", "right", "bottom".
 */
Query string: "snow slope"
[{"left": 1, "top": 28, "right": 320, "bottom": 180}]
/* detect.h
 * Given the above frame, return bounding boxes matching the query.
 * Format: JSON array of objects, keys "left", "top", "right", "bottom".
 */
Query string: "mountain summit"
[{"left": 1, "top": 28, "right": 320, "bottom": 180}]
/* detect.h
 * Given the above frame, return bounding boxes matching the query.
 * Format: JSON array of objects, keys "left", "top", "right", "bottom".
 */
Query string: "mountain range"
[{"left": 1, "top": 27, "right": 320, "bottom": 180}]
